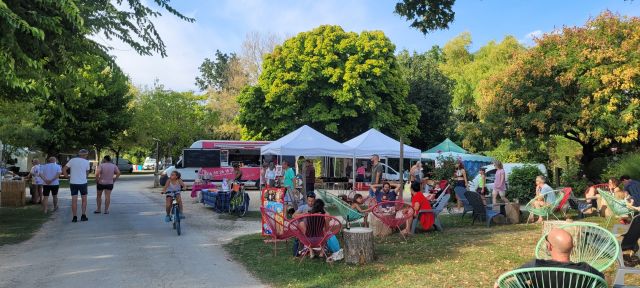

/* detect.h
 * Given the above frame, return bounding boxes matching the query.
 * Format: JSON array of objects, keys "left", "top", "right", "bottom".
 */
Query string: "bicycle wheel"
[
  {"left": 172, "top": 205, "right": 177, "bottom": 229},
  {"left": 235, "top": 191, "right": 246, "bottom": 217},
  {"left": 229, "top": 193, "right": 237, "bottom": 215},
  {"left": 175, "top": 205, "right": 181, "bottom": 236}
]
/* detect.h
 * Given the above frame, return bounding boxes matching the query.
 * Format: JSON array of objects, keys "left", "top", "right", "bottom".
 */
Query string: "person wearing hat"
[{"left": 63, "top": 149, "right": 91, "bottom": 222}]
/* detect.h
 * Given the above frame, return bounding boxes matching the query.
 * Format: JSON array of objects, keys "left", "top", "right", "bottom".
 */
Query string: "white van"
[{"left": 469, "top": 163, "right": 547, "bottom": 193}]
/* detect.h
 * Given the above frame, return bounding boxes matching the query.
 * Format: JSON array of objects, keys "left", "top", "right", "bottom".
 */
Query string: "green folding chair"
[
  {"left": 316, "top": 189, "right": 334, "bottom": 204},
  {"left": 495, "top": 267, "right": 607, "bottom": 288},
  {"left": 525, "top": 189, "right": 565, "bottom": 223},
  {"left": 535, "top": 222, "right": 619, "bottom": 272},
  {"left": 597, "top": 188, "right": 635, "bottom": 228},
  {"left": 317, "top": 189, "right": 366, "bottom": 226}
]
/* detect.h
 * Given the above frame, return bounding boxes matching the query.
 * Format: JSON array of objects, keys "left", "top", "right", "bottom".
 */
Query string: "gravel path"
[{"left": 0, "top": 174, "right": 263, "bottom": 288}]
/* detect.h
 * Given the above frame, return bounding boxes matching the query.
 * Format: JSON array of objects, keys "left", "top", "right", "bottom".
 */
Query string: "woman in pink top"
[
  {"left": 95, "top": 155, "right": 120, "bottom": 214},
  {"left": 492, "top": 161, "right": 509, "bottom": 205}
]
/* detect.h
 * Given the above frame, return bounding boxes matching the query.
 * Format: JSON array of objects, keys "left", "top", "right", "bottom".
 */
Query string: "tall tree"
[
  {"left": 481, "top": 12, "right": 640, "bottom": 174},
  {"left": 241, "top": 31, "right": 282, "bottom": 84},
  {"left": 237, "top": 25, "right": 419, "bottom": 142},
  {"left": 397, "top": 47, "right": 453, "bottom": 149},
  {"left": 394, "top": 0, "right": 456, "bottom": 34}
]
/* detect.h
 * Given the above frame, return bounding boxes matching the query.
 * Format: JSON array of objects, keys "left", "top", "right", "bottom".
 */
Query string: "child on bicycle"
[{"left": 162, "top": 171, "right": 185, "bottom": 222}]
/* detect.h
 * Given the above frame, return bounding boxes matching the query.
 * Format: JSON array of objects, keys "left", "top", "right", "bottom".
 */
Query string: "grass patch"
[
  {"left": 225, "top": 213, "right": 634, "bottom": 287},
  {"left": 218, "top": 210, "right": 262, "bottom": 221},
  {"left": 0, "top": 205, "right": 50, "bottom": 246}
]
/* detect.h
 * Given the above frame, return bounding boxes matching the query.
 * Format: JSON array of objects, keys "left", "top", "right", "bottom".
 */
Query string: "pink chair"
[
  {"left": 260, "top": 207, "right": 294, "bottom": 256},
  {"left": 371, "top": 201, "right": 415, "bottom": 239},
  {"left": 288, "top": 214, "right": 342, "bottom": 262}
]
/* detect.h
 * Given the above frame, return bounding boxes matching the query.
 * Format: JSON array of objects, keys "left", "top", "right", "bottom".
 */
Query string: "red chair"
[
  {"left": 371, "top": 201, "right": 415, "bottom": 239},
  {"left": 554, "top": 187, "right": 573, "bottom": 216},
  {"left": 288, "top": 214, "right": 342, "bottom": 262},
  {"left": 260, "top": 207, "right": 294, "bottom": 256}
]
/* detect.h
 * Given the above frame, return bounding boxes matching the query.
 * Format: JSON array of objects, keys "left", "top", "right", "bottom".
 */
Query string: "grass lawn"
[
  {"left": 0, "top": 205, "right": 50, "bottom": 246},
  {"left": 225, "top": 213, "right": 638, "bottom": 287}
]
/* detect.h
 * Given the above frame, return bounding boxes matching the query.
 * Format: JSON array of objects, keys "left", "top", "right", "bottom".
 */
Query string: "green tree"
[
  {"left": 238, "top": 25, "right": 419, "bottom": 142},
  {"left": 394, "top": 0, "right": 456, "bottom": 34},
  {"left": 397, "top": 47, "right": 453, "bottom": 149},
  {"left": 439, "top": 33, "right": 526, "bottom": 151},
  {"left": 481, "top": 12, "right": 640, "bottom": 175},
  {"left": 195, "top": 50, "right": 241, "bottom": 92}
]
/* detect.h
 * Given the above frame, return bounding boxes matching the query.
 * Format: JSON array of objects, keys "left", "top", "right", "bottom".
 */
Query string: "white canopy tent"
[
  {"left": 343, "top": 128, "right": 421, "bottom": 159},
  {"left": 260, "top": 125, "right": 354, "bottom": 157}
]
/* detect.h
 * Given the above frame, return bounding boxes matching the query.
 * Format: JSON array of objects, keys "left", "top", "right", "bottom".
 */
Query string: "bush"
[
  {"left": 603, "top": 152, "right": 640, "bottom": 181},
  {"left": 427, "top": 155, "right": 458, "bottom": 181},
  {"left": 506, "top": 165, "right": 543, "bottom": 203},
  {"left": 561, "top": 164, "right": 590, "bottom": 196}
]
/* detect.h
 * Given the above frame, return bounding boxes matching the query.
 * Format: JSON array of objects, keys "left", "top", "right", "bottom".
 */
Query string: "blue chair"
[
  {"left": 454, "top": 186, "right": 473, "bottom": 217},
  {"left": 465, "top": 191, "right": 501, "bottom": 227}
]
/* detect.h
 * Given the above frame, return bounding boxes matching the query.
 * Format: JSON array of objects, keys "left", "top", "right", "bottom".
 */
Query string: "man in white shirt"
[
  {"left": 28, "top": 159, "right": 44, "bottom": 204},
  {"left": 63, "top": 149, "right": 91, "bottom": 222},
  {"left": 39, "top": 157, "right": 62, "bottom": 213}
]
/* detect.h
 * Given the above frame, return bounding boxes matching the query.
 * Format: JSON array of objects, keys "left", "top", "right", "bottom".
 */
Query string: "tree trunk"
[
  {"left": 580, "top": 143, "right": 595, "bottom": 179},
  {"left": 343, "top": 227, "right": 375, "bottom": 265}
]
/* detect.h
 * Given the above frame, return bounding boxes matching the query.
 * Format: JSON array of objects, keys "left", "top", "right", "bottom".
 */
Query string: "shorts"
[
  {"left": 97, "top": 183, "right": 114, "bottom": 191},
  {"left": 70, "top": 183, "right": 88, "bottom": 196},
  {"left": 43, "top": 185, "right": 59, "bottom": 196},
  {"left": 494, "top": 189, "right": 506, "bottom": 197},
  {"left": 166, "top": 191, "right": 181, "bottom": 198}
]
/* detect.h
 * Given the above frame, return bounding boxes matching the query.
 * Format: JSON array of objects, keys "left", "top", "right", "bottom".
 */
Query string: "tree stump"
[
  {"left": 343, "top": 227, "right": 374, "bottom": 265},
  {"left": 1, "top": 180, "right": 26, "bottom": 207},
  {"left": 368, "top": 213, "right": 392, "bottom": 237}
]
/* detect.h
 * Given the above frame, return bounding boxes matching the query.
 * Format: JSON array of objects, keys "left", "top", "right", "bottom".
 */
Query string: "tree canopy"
[
  {"left": 237, "top": 25, "right": 419, "bottom": 142},
  {"left": 481, "top": 12, "right": 640, "bottom": 170},
  {"left": 394, "top": 0, "right": 456, "bottom": 34}
]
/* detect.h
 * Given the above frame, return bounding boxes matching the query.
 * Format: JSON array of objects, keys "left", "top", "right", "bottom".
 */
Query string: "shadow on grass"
[{"left": 0, "top": 205, "right": 50, "bottom": 246}]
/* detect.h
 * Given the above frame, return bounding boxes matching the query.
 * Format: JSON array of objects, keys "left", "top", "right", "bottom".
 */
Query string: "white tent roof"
[
  {"left": 260, "top": 125, "right": 354, "bottom": 157},
  {"left": 343, "top": 128, "right": 422, "bottom": 159}
]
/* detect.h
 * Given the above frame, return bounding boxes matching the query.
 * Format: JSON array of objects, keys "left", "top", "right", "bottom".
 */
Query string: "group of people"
[{"left": 26, "top": 149, "right": 121, "bottom": 222}]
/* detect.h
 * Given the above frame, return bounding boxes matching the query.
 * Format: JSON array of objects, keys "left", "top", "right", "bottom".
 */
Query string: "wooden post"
[
  {"left": 399, "top": 135, "right": 404, "bottom": 199},
  {"left": 343, "top": 227, "right": 375, "bottom": 265}
]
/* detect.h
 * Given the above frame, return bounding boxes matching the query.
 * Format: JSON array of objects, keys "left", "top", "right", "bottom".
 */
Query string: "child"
[
  {"left": 350, "top": 194, "right": 369, "bottom": 227},
  {"left": 161, "top": 171, "right": 185, "bottom": 222}
]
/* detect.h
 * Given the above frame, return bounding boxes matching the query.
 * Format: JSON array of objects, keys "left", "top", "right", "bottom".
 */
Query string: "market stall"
[{"left": 421, "top": 138, "right": 494, "bottom": 178}]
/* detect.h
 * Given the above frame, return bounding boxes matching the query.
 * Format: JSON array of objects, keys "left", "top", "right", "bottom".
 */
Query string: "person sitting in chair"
[
  {"left": 401, "top": 181, "right": 434, "bottom": 236},
  {"left": 351, "top": 194, "right": 369, "bottom": 227},
  {"left": 493, "top": 228, "right": 604, "bottom": 287},
  {"left": 529, "top": 176, "right": 555, "bottom": 224},
  {"left": 368, "top": 182, "right": 397, "bottom": 203}
]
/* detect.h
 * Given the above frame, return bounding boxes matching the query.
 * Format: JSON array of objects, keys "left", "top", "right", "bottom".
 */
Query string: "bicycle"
[
  {"left": 162, "top": 190, "right": 182, "bottom": 236},
  {"left": 229, "top": 182, "right": 247, "bottom": 217}
]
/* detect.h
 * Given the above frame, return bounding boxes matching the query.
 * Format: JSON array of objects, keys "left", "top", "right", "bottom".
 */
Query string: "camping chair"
[
  {"left": 454, "top": 186, "right": 473, "bottom": 218},
  {"left": 495, "top": 267, "right": 607, "bottom": 288},
  {"left": 567, "top": 193, "right": 592, "bottom": 219},
  {"left": 371, "top": 201, "right": 415, "bottom": 240},
  {"left": 597, "top": 188, "right": 635, "bottom": 228},
  {"left": 260, "top": 207, "right": 294, "bottom": 256},
  {"left": 525, "top": 189, "right": 565, "bottom": 223},
  {"left": 535, "top": 222, "right": 619, "bottom": 272},
  {"left": 465, "top": 191, "right": 501, "bottom": 227},
  {"left": 615, "top": 215, "right": 640, "bottom": 287},
  {"left": 331, "top": 194, "right": 367, "bottom": 226},
  {"left": 553, "top": 187, "right": 573, "bottom": 218},
  {"left": 316, "top": 189, "right": 334, "bottom": 205},
  {"left": 412, "top": 193, "right": 450, "bottom": 233},
  {"left": 288, "top": 214, "right": 342, "bottom": 263}
]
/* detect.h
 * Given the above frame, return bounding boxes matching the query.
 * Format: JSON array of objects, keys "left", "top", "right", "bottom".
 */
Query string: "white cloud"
[{"left": 519, "top": 29, "right": 543, "bottom": 46}]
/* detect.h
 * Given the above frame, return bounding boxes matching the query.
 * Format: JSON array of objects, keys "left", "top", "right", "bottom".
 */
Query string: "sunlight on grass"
[{"left": 0, "top": 205, "right": 50, "bottom": 246}]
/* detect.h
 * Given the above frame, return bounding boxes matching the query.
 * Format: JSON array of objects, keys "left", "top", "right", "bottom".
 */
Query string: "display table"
[
  {"left": 1, "top": 180, "right": 26, "bottom": 207},
  {"left": 191, "top": 183, "right": 216, "bottom": 198},
  {"left": 343, "top": 227, "right": 375, "bottom": 265}
]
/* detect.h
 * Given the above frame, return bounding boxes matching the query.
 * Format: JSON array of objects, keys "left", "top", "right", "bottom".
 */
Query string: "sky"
[{"left": 97, "top": 0, "right": 640, "bottom": 92}]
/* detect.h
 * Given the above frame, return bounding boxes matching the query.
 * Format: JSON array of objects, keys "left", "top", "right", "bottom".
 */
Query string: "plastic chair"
[
  {"left": 525, "top": 189, "right": 565, "bottom": 223},
  {"left": 331, "top": 195, "right": 366, "bottom": 226},
  {"left": 412, "top": 193, "right": 450, "bottom": 233},
  {"left": 553, "top": 187, "right": 573, "bottom": 217},
  {"left": 615, "top": 215, "right": 640, "bottom": 287},
  {"left": 495, "top": 267, "right": 607, "bottom": 288},
  {"left": 465, "top": 191, "right": 501, "bottom": 227},
  {"left": 535, "top": 222, "right": 619, "bottom": 272},
  {"left": 316, "top": 189, "right": 334, "bottom": 204},
  {"left": 371, "top": 201, "right": 415, "bottom": 239},
  {"left": 260, "top": 207, "right": 294, "bottom": 256},
  {"left": 597, "top": 188, "right": 636, "bottom": 228},
  {"left": 454, "top": 186, "right": 473, "bottom": 218},
  {"left": 288, "top": 214, "right": 342, "bottom": 262}
]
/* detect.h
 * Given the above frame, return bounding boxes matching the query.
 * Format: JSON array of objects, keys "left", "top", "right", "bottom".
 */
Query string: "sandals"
[
  {"left": 104, "top": 211, "right": 109, "bottom": 214},
  {"left": 94, "top": 211, "right": 101, "bottom": 214}
]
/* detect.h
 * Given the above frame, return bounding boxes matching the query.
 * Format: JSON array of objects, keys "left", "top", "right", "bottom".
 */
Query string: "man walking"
[
  {"left": 39, "top": 157, "right": 61, "bottom": 213},
  {"left": 63, "top": 149, "right": 91, "bottom": 222},
  {"left": 304, "top": 160, "right": 315, "bottom": 194}
]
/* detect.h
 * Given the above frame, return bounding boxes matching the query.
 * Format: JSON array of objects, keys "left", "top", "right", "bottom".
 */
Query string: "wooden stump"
[
  {"left": 343, "top": 227, "right": 374, "bottom": 265},
  {"left": 504, "top": 202, "right": 521, "bottom": 224},
  {"left": 1, "top": 180, "right": 26, "bottom": 207}
]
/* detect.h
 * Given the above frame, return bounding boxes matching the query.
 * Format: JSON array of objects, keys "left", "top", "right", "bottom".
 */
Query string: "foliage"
[
  {"left": 394, "top": 0, "right": 456, "bottom": 34},
  {"left": 506, "top": 165, "right": 543, "bottom": 202},
  {"left": 129, "top": 86, "right": 218, "bottom": 159},
  {"left": 195, "top": 50, "right": 241, "bottom": 92},
  {"left": 481, "top": 12, "right": 640, "bottom": 173},
  {"left": 238, "top": 25, "right": 419, "bottom": 142},
  {"left": 439, "top": 33, "right": 526, "bottom": 151},
  {"left": 240, "top": 31, "right": 282, "bottom": 85},
  {"left": 561, "top": 163, "right": 590, "bottom": 196},
  {"left": 603, "top": 152, "right": 640, "bottom": 180},
  {"left": 0, "top": 100, "right": 48, "bottom": 149},
  {"left": 397, "top": 47, "right": 453, "bottom": 149},
  {"left": 427, "top": 155, "right": 458, "bottom": 181}
]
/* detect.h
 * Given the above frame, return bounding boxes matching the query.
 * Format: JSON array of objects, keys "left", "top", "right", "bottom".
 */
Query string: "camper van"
[{"left": 160, "top": 140, "right": 271, "bottom": 188}]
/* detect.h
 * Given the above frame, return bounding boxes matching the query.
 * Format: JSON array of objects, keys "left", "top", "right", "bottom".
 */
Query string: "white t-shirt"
[
  {"left": 31, "top": 164, "right": 44, "bottom": 185},
  {"left": 40, "top": 163, "right": 62, "bottom": 185},
  {"left": 65, "top": 157, "right": 90, "bottom": 184}
]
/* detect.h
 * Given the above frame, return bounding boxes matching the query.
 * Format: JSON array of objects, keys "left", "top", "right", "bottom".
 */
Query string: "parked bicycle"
[{"left": 229, "top": 181, "right": 248, "bottom": 217}]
